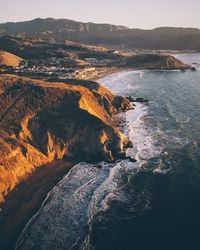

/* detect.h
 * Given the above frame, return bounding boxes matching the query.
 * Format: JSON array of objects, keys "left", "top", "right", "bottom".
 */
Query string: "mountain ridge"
[
  {"left": 0, "top": 18, "right": 200, "bottom": 51},
  {"left": 1, "top": 17, "right": 200, "bottom": 31}
]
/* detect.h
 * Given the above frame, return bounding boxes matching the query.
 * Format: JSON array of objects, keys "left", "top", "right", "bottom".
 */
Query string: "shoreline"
[
  {"left": 69, "top": 67, "right": 133, "bottom": 82},
  {"left": 83, "top": 66, "right": 132, "bottom": 81},
  {"left": 0, "top": 68, "right": 131, "bottom": 250}
]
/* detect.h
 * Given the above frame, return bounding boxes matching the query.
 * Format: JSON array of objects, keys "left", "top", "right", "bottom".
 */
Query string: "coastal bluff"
[
  {"left": 0, "top": 74, "right": 132, "bottom": 203},
  {"left": 126, "top": 54, "right": 191, "bottom": 70}
]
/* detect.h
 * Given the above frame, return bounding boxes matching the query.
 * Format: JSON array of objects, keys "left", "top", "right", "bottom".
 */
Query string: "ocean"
[{"left": 16, "top": 53, "right": 200, "bottom": 250}]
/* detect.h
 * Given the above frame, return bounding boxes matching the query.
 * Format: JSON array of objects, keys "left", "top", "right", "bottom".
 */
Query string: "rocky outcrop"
[
  {"left": 0, "top": 74, "right": 132, "bottom": 203},
  {"left": 126, "top": 54, "right": 191, "bottom": 70}
]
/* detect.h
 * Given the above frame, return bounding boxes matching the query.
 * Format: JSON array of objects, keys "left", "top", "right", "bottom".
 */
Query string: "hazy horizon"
[{"left": 1, "top": 0, "right": 200, "bottom": 29}]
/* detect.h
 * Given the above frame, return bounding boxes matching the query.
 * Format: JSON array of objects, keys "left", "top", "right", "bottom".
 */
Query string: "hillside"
[
  {"left": 0, "top": 50, "right": 23, "bottom": 67},
  {"left": 0, "top": 74, "right": 132, "bottom": 203},
  {"left": 0, "top": 18, "right": 200, "bottom": 51}
]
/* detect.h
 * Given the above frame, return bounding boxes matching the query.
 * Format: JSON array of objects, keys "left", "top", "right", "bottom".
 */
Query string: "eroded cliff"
[{"left": 0, "top": 74, "right": 132, "bottom": 203}]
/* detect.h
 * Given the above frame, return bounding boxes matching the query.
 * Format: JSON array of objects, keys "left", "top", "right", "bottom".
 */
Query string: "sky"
[{"left": 0, "top": 0, "right": 200, "bottom": 29}]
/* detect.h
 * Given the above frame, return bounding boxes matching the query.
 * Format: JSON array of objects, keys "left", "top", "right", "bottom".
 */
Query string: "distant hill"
[{"left": 0, "top": 18, "right": 200, "bottom": 51}]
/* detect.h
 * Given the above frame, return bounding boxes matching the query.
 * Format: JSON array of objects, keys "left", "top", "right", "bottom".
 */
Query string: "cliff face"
[
  {"left": 0, "top": 74, "right": 132, "bottom": 203},
  {"left": 126, "top": 54, "right": 190, "bottom": 70}
]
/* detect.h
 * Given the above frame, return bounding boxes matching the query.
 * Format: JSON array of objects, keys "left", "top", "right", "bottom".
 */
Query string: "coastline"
[
  {"left": 0, "top": 68, "right": 131, "bottom": 250},
  {"left": 87, "top": 66, "right": 131, "bottom": 81},
  {"left": 0, "top": 60, "right": 195, "bottom": 249}
]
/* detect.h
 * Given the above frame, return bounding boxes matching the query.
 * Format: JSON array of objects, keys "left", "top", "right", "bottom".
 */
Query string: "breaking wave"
[{"left": 16, "top": 160, "right": 141, "bottom": 250}]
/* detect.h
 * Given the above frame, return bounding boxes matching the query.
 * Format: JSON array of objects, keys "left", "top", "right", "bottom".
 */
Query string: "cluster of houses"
[
  {"left": 0, "top": 51, "right": 124, "bottom": 79},
  {"left": 0, "top": 54, "right": 99, "bottom": 79},
  {"left": 12, "top": 64, "right": 98, "bottom": 79}
]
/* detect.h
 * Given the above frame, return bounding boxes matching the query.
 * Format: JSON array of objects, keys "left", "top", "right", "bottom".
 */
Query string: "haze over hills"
[{"left": 0, "top": 18, "right": 200, "bottom": 51}]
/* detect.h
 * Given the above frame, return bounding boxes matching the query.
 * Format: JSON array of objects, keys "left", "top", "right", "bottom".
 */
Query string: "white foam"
[
  {"left": 88, "top": 160, "right": 139, "bottom": 217},
  {"left": 16, "top": 163, "right": 110, "bottom": 250},
  {"left": 124, "top": 103, "right": 163, "bottom": 166},
  {"left": 16, "top": 160, "right": 140, "bottom": 250},
  {"left": 100, "top": 70, "right": 143, "bottom": 95},
  {"left": 153, "top": 159, "right": 172, "bottom": 174}
]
